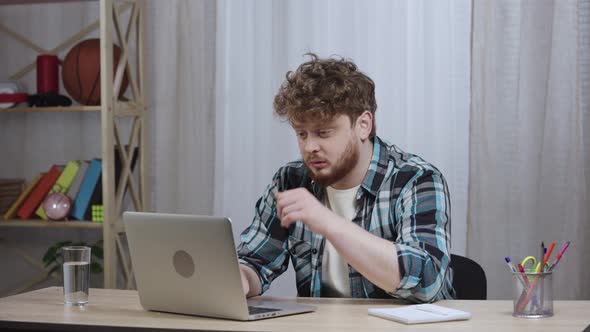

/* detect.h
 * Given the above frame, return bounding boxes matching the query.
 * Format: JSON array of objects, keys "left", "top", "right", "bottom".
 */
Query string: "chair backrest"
[{"left": 449, "top": 254, "right": 487, "bottom": 300}]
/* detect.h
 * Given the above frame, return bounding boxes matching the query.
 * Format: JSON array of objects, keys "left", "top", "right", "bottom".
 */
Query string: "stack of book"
[
  {"left": 0, "top": 179, "right": 25, "bottom": 218},
  {"left": 1, "top": 146, "right": 137, "bottom": 222}
]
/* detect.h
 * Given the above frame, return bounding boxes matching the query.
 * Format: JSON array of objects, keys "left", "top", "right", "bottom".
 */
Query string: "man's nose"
[{"left": 304, "top": 138, "right": 320, "bottom": 153}]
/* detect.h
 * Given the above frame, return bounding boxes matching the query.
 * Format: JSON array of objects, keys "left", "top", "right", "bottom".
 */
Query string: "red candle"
[{"left": 36, "top": 54, "right": 59, "bottom": 94}]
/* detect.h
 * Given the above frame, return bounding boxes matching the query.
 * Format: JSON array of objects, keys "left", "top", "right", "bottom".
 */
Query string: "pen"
[
  {"left": 504, "top": 257, "right": 517, "bottom": 272},
  {"left": 514, "top": 262, "right": 538, "bottom": 311},
  {"left": 517, "top": 263, "right": 531, "bottom": 287},
  {"left": 414, "top": 306, "right": 448, "bottom": 316},
  {"left": 548, "top": 241, "right": 570, "bottom": 272},
  {"left": 539, "top": 241, "right": 547, "bottom": 270},
  {"left": 506, "top": 258, "right": 528, "bottom": 289},
  {"left": 540, "top": 242, "right": 555, "bottom": 272}
]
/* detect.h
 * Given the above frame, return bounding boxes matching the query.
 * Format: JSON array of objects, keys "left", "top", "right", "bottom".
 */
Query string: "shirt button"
[{"left": 312, "top": 248, "right": 318, "bottom": 255}]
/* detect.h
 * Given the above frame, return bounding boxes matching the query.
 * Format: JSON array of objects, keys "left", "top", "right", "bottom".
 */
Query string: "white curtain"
[
  {"left": 147, "top": 0, "right": 216, "bottom": 215},
  {"left": 469, "top": 0, "right": 590, "bottom": 300},
  {"left": 214, "top": 0, "right": 471, "bottom": 296}
]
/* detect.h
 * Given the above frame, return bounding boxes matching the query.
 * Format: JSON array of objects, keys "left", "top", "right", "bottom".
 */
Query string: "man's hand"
[
  {"left": 239, "top": 264, "right": 261, "bottom": 297},
  {"left": 275, "top": 188, "right": 340, "bottom": 235},
  {"left": 239, "top": 266, "right": 250, "bottom": 296}
]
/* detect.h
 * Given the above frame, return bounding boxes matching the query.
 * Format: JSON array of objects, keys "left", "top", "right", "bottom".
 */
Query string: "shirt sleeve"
[
  {"left": 236, "top": 168, "right": 291, "bottom": 295},
  {"left": 390, "top": 169, "right": 454, "bottom": 303}
]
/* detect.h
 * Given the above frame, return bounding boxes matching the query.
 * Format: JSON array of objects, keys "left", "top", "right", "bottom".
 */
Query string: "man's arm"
[
  {"left": 276, "top": 169, "right": 452, "bottom": 302},
  {"left": 388, "top": 170, "right": 453, "bottom": 302},
  {"left": 323, "top": 216, "right": 401, "bottom": 293},
  {"left": 236, "top": 167, "right": 292, "bottom": 297},
  {"left": 275, "top": 188, "right": 401, "bottom": 292}
]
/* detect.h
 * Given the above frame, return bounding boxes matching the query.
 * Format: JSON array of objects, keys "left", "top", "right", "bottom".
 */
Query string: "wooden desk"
[{"left": 0, "top": 287, "right": 589, "bottom": 331}]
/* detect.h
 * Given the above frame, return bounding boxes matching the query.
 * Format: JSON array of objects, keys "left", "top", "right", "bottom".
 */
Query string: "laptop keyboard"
[{"left": 248, "top": 306, "right": 282, "bottom": 315}]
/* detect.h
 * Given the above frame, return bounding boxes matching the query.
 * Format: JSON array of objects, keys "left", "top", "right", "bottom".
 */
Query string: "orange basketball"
[{"left": 62, "top": 39, "right": 129, "bottom": 105}]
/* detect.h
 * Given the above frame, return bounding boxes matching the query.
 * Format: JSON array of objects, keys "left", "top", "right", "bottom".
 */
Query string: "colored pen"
[
  {"left": 514, "top": 262, "right": 538, "bottom": 312},
  {"left": 538, "top": 241, "right": 547, "bottom": 270},
  {"left": 504, "top": 257, "right": 517, "bottom": 272},
  {"left": 539, "top": 242, "right": 555, "bottom": 272},
  {"left": 517, "top": 263, "right": 531, "bottom": 287},
  {"left": 549, "top": 241, "right": 570, "bottom": 272},
  {"left": 506, "top": 257, "right": 528, "bottom": 289}
]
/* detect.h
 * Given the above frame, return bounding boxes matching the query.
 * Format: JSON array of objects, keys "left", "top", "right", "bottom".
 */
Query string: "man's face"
[{"left": 293, "top": 114, "right": 360, "bottom": 187}]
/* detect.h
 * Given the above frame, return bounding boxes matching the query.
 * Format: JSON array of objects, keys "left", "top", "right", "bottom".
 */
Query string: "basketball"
[{"left": 62, "top": 39, "right": 129, "bottom": 105}]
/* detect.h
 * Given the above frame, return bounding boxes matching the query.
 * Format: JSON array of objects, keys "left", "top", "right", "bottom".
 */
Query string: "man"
[{"left": 237, "top": 54, "right": 455, "bottom": 303}]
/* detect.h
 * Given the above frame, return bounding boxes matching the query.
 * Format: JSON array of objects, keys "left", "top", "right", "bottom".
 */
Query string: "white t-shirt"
[{"left": 321, "top": 185, "right": 359, "bottom": 297}]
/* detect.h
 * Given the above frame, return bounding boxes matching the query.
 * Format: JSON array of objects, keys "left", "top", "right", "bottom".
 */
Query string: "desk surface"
[{"left": 0, "top": 287, "right": 589, "bottom": 332}]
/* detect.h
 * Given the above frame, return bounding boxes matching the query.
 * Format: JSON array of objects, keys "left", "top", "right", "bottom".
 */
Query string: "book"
[
  {"left": 81, "top": 146, "right": 138, "bottom": 220},
  {"left": 71, "top": 159, "right": 102, "bottom": 221},
  {"left": 2, "top": 174, "right": 44, "bottom": 220},
  {"left": 36, "top": 160, "right": 81, "bottom": 220},
  {"left": 0, "top": 179, "right": 25, "bottom": 215},
  {"left": 66, "top": 160, "right": 89, "bottom": 202},
  {"left": 17, "top": 165, "right": 63, "bottom": 220},
  {"left": 368, "top": 304, "right": 471, "bottom": 325}
]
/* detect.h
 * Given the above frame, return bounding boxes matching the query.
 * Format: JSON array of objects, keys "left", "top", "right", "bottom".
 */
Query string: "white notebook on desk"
[{"left": 368, "top": 304, "right": 471, "bottom": 325}]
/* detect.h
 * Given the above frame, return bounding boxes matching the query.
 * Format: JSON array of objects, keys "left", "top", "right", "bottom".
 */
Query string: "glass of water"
[{"left": 62, "top": 246, "right": 91, "bottom": 305}]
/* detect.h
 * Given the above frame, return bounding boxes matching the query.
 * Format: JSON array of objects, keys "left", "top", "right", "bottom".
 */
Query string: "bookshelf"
[
  {"left": 0, "top": 220, "right": 102, "bottom": 229},
  {"left": 0, "top": 106, "right": 101, "bottom": 112},
  {"left": 0, "top": 0, "right": 149, "bottom": 291}
]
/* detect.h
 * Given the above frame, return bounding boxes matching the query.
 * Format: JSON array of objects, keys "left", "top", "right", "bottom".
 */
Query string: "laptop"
[{"left": 123, "top": 211, "right": 316, "bottom": 321}]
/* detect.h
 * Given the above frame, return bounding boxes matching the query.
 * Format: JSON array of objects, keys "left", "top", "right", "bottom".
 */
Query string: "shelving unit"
[
  {"left": 0, "top": 220, "right": 103, "bottom": 229},
  {"left": 0, "top": 0, "right": 149, "bottom": 290}
]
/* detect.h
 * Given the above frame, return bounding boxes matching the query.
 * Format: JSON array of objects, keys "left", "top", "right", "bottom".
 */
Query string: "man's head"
[{"left": 273, "top": 54, "right": 377, "bottom": 187}]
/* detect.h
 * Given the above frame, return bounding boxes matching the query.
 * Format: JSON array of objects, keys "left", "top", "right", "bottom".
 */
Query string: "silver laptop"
[{"left": 123, "top": 211, "right": 316, "bottom": 321}]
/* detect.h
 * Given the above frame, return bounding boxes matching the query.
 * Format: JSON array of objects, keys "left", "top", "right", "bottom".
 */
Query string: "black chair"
[{"left": 449, "top": 254, "right": 487, "bottom": 300}]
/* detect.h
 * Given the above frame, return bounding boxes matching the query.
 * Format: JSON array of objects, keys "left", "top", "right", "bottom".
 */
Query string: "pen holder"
[{"left": 511, "top": 271, "right": 553, "bottom": 318}]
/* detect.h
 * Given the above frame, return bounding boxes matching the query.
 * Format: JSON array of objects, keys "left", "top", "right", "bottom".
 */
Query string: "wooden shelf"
[
  {"left": 0, "top": 106, "right": 101, "bottom": 113},
  {"left": 0, "top": 0, "right": 97, "bottom": 6},
  {"left": 0, "top": 220, "right": 102, "bottom": 229},
  {"left": 0, "top": 0, "right": 149, "bottom": 289}
]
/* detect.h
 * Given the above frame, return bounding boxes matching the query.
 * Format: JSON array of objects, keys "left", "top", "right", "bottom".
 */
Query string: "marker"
[
  {"left": 517, "top": 263, "right": 531, "bottom": 287},
  {"left": 506, "top": 257, "right": 528, "bottom": 289},
  {"left": 539, "top": 242, "right": 555, "bottom": 272},
  {"left": 538, "top": 241, "right": 547, "bottom": 268},
  {"left": 504, "top": 257, "right": 517, "bottom": 272},
  {"left": 548, "top": 241, "right": 570, "bottom": 272}
]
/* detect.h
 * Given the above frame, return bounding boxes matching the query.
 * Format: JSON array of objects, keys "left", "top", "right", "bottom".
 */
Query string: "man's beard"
[{"left": 304, "top": 136, "right": 360, "bottom": 187}]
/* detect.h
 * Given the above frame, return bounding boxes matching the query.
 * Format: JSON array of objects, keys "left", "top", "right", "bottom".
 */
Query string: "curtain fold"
[
  {"left": 469, "top": 0, "right": 590, "bottom": 300},
  {"left": 148, "top": 0, "right": 216, "bottom": 215}
]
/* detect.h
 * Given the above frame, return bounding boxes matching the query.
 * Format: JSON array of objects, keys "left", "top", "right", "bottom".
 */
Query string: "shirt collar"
[{"left": 359, "top": 136, "right": 391, "bottom": 197}]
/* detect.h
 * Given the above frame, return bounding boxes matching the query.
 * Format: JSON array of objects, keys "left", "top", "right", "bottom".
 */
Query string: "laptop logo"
[{"left": 173, "top": 250, "right": 195, "bottom": 278}]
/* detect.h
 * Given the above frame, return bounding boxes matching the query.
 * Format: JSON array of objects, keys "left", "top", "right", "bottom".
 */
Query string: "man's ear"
[{"left": 356, "top": 111, "right": 373, "bottom": 141}]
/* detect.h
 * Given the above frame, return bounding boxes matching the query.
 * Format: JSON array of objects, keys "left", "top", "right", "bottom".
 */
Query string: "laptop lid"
[{"left": 123, "top": 211, "right": 315, "bottom": 321}]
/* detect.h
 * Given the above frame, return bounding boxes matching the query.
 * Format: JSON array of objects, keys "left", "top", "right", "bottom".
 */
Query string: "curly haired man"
[{"left": 237, "top": 54, "right": 455, "bottom": 303}]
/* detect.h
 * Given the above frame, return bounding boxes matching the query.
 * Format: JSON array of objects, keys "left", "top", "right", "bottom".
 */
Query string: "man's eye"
[
  {"left": 318, "top": 130, "right": 331, "bottom": 137},
  {"left": 297, "top": 132, "right": 307, "bottom": 139}
]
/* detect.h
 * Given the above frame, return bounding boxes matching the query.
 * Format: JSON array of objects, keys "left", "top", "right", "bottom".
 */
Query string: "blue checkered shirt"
[{"left": 237, "top": 136, "right": 455, "bottom": 302}]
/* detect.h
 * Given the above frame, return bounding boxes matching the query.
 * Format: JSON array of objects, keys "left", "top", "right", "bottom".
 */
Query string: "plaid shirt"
[{"left": 237, "top": 136, "right": 455, "bottom": 303}]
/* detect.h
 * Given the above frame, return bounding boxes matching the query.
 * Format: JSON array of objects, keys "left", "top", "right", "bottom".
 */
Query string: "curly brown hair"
[{"left": 273, "top": 53, "right": 377, "bottom": 138}]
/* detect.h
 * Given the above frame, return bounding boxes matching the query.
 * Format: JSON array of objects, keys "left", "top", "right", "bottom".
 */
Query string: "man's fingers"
[
  {"left": 276, "top": 191, "right": 300, "bottom": 217},
  {"left": 279, "top": 204, "right": 299, "bottom": 220},
  {"left": 281, "top": 210, "right": 304, "bottom": 228},
  {"left": 239, "top": 268, "right": 250, "bottom": 296},
  {"left": 276, "top": 191, "right": 300, "bottom": 207}
]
